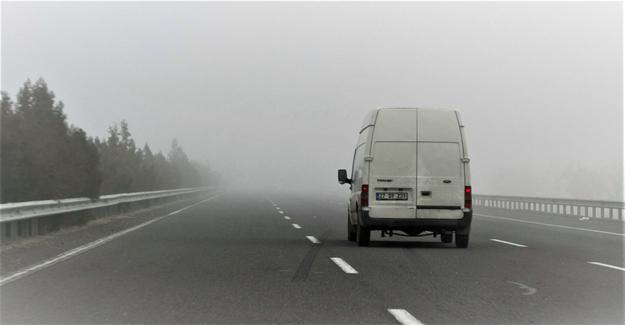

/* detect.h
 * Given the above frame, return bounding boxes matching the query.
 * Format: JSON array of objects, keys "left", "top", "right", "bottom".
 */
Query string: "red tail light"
[
  {"left": 361, "top": 184, "right": 369, "bottom": 207},
  {"left": 465, "top": 186, "right": 472, "bottom": 209}
]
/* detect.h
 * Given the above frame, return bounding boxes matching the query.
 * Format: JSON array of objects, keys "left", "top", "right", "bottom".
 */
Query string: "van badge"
[{"left": 377, "top": 179, "right": 393, "bottom": 182}]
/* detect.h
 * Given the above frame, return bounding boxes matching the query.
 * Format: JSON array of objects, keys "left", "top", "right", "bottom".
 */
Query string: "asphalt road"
[{"left": 1, "top": 189, "right": 623, "bottom": 324}]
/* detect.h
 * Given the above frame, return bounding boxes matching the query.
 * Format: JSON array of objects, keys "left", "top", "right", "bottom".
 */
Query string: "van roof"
[
  {"left": 363, "top": 108, "right": 462, "bottom": 142},
  {"left": 361, "top": 107, "right": 459, "bottom": 131}
]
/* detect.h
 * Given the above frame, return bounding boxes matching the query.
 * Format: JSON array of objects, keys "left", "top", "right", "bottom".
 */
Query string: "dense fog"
[{"left": 2, "top": 2, "right": 622, "bottom": 201}]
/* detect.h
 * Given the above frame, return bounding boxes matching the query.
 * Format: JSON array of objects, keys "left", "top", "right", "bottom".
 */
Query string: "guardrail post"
[{"left": 30, "top": 218, "right": 38, "bottom": 236}]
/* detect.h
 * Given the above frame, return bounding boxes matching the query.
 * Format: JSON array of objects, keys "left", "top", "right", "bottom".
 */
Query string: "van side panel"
[
  {"left": 349, "top": 126, "right": 372, "bottom": 224},
  {"left": 455, "top": 110, "right": 471, "bottom": 186}
]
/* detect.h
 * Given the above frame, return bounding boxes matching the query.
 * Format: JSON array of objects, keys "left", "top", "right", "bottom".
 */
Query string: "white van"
[{"left": 338, "top": 108, "right": 472, "bottom": 247}]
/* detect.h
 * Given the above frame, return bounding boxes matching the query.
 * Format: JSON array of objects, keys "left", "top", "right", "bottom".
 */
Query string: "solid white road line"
[
  {"left": 284, "top": 216, "right": 291, "bottom": 220},
  {"left": 330, "top": 257, "right": 358, "bottom": 274},
  {"left": 476, "top": 213, "right": 625, "bottom": 237},
  {"left": 306, "top": 236, "right": 320, "bottom": 244},
  {"left": 168, "top": 195, "right": 220, "bottom": 215},
  {"left": 588, "top": 261, "right": 625, "bottom": 272},
  {"left": 490, "top": 239, "right": 527, "bottom": 247},
  {"left": 387, "top": 309, "right": 424, "bottom": 325},
  {"left": 292, "top": 223, "right": 301, "bottom": 229},
  {"left": 0, "top": 194, "right": 221, "bottom": 286}
]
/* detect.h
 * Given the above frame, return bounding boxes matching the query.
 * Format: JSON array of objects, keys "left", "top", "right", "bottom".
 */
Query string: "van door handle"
[{"left": 421, "top": 191, "right": 431, "bottom": 196}]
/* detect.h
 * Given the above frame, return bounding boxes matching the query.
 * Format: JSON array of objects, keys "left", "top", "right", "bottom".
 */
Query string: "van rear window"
[
  {"left": 371, "top": 142, "right": 417, "bottom": 176},
  {"left": 418, "top": 142, "right": 461, "bottom": 177}
]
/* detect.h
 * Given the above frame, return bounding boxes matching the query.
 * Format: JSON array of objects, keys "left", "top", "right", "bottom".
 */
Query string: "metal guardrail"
[
  {"left": 473, "top": 194, "right": 625, "bottom": 221},
  {"left": 0, "top": 188, "right": 207, "bottom": 223}
]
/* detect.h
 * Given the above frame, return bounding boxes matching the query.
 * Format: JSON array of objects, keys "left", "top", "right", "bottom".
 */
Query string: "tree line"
[{"left": 1, "top": 78, "right": 216, "bottom": 203}]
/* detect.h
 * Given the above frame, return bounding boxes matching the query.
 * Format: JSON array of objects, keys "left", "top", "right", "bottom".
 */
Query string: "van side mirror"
[{"left": 338, "top": 169, "right": 351, "bottom": 184}]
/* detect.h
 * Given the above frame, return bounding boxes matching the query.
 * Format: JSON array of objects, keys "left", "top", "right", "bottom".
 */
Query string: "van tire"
[
  {"left": 441, "top": 232, "right": 453, "bottom": 243},
  {"left": 347, "top": 216, "right": 357, "bottom": 242},
  {"left": 356, "top": 224, "right": 370, "bottom": 246},
  {"left": 455, "top": 233, "right": 469, "bottom": 248}
]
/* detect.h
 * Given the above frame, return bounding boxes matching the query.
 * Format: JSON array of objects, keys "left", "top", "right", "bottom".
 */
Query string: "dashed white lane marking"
[
  {"left": 330, "top": 257, "right": 358, "bottom": 274},
  {"left": 279, "top": 211, "right": 284, "bottom": 214},
  {"left": 275, "top": 207, "right": 280, "bottom": 210},
  {"left": 292, "top": 223, "right": 301, "bottom": 229},
  {"left": 284, "top": 216, "right": 291, "bottom": 220},
  {"left": 588, "top": 261, "right": 625, "bottom": 272},
  {"left": 0, "top": 194, "right": 222, "bottom": 286},
  {"left": 387, "top": 309, "right": 424, "bottom": 325},
  {"left": 476, "top": 213, "right": 625, "bottom": 237},
  {"left": 306, "top": 236, "right": 320, "bottom": 244},
  {"left": 490, "top": 239, "right": 527, "bottom": 247}
]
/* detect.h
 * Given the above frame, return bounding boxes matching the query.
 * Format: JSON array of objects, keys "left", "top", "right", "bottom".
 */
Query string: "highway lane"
[
  {"left": 1, "top": 190, "right": 623, "bottom": 324},
  {"left": 273, "top": 191, "right": 624, "bottom": 324}
]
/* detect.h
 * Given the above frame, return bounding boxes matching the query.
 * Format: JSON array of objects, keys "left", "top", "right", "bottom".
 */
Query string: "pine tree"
[
  {"left": 1, "top": 91, "right": 20, "bottom": 202},
  {"left": 1, "top": 79, "right": 101, "bottom": 202},
  {"left": 1, "top": 78, "right": 213, "bottom": 202}
]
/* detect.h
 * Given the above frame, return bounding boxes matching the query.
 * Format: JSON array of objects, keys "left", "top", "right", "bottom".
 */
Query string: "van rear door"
[
  {"left": 417, "top": 109, "right": 464, "bottom": 219},
  {"left": 368, "top": 109, "right": 417, "bottom": 219}
]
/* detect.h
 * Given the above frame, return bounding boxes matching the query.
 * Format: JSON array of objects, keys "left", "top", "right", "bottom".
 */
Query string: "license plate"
[{"left": 376, "top": 192, "right": 408, "bottom": 201}]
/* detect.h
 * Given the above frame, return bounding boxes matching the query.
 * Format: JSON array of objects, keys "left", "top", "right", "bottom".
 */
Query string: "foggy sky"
[{"left": 2, "top": 2, "right": 622, "bottom": 201}]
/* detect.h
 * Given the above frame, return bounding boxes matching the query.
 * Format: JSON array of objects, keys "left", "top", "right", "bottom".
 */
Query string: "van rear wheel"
[
  {"left": 356, "top": 224, "right": 370, "bottom": 246},
  {"left": 347, "top": 216, "right": 357, "bottom": 242},
  {"left": 455, "top": 233, "right": 469, "bottom": 248}
]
